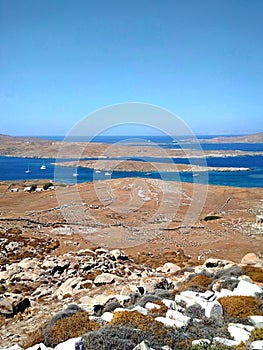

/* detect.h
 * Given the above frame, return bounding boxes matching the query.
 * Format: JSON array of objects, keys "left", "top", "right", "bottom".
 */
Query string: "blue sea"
[{"left": 0, "top": 135, "right": 263, "bottom": 188}]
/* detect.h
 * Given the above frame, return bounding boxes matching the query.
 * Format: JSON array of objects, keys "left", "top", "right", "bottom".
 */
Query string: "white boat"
[
  {"left": 72, "top": 170, "right": 78, "bottom": 177},
  {"left": 105, "top": 171, "right": 112, "bottom": 176},
  {"left": 95, "top": 170, "right": 101, "bottom": 173},
  {"left": 25, "top": 165, "right": 31, "bottom": 174},
  {"left": 40, "top": 164, "right": 46, "bottom": 170}
]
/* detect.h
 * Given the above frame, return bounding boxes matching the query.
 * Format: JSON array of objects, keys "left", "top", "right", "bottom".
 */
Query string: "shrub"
[
  {"left": 110, "top": 311, "right": 177, "bottom": 348},
  {"left": 43, "top": 182, "right": 53, "bottom": 190},
  {"left": 177, "top": 274, "right": 213, "bottom": 293},
  {"left": 204, "top": 216, "right": 221, "bottom": 221},
  {"left": 30, "top": 184, "right": 37, "bottom": 192},
  {"left": 218, "top": 296, "right": 263, "bottom": 319},
  {"left": 44, "top": 311, "right": 99, "bottom": 347},
  {"left": 190, "top": 341, "right": 234, "bottom": 349},
  {"left": 249, "top": 327, "right": 263, "bottom": 342},
  {"left": 241, "top": 266, "right": 263, "bottom": 283}
]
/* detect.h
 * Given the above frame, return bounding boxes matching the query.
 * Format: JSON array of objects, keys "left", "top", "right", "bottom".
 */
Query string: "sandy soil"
[{"left": 1, "top": 178, "right": 262, "bottom": 263}]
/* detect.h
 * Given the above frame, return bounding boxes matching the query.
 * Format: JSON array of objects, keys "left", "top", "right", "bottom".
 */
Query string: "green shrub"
[
  {"left": 43, "top": 182, "right": 53, "bottom": 190},
  {"left": 204, "top": 216, "right": 221, "bottom": 221},
  {"left": 190, "top": 341, "right": 235, "bottom": 349}
]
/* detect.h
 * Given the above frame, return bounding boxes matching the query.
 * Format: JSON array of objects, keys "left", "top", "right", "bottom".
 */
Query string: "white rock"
[
  {"left": 205, "top": 301, "right": 223, "bottom": 319},
  {"left": 131, "top": 305, "right": 148, "bottom": 315},
  {"left": 25, "top": 343, "right": 50, "bottom": 350},
  {"left": 213, "top": 337, "right": 240, "bottom": 347},
  {"left": 132, "top": 340, "right": 152, "bottom": 350},
  {"left": 166, "top": 309, "right": 190, "bottom": 326},
  {"left": 155, "top": 316, "right": 185, "bottom": 329},
  {"left": 228, "top": 324, "right": 252, "bottom": 342},
  {"left": 249, "top": 316, "right": 263, "bottom": 328},
  {"left": 161, "top": 262, "right": 181, "bottom": 273},
  {"left": 250, "top": 340, "right": 263, "bottom": 349},
  {"left": 180, "top": 290, "right": 198, "bottom": 300},
  {"left": 18, "top": 257, "right": 40, "bottom": 269},
  {"left": 162, "top": 298, "right": 177, "bottom": 310},
  {"left": 145, "top": 302, "right": 161, "bottom": 310},
  {"left": 94, "top": 273, "right": 116, "bottom": 285},
  {"left": 53, "top": 337, "right": 82, "bottom": 350},
  {"left": 101, "top": 311, "right": 114, "bottom": 322},
  {"left": 192, "top": 339, "right": 210, "bottom": 346},
  {"left": 0, "top": 345, "right": 24, "bottom": 350},
  {"left": 232, "top": 280, "right": 262, "bottom": 296}
]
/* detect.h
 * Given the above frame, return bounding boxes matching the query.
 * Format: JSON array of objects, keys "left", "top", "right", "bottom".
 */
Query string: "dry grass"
[
  {"left": 44, "top": 312, "right": 99, "bottom": 347},
  {"left": 218, "top": 296, "right": 263, "bottom": 319},
  {"left": 241, "top": 266, "right": 263, "bottom": 283}
]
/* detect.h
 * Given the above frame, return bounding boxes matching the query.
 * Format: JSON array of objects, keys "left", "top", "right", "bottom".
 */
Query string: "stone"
[
  {"left": 131, "top": 305, "right": 148, "bottom": 315},
  {"left": 166, "top": 309, "right": 191, "bottom": 326},
  {"left": 0, "top": 345, "right": 24, "bottom": 350},
  {"left": 162, "top": 298, "right": 177, "bottom": 310},
  {"left": 132, "top": 341, "right": 152, "bottom": 350},
  {"left": 204, "top": 301, "right": 223, "bottom": 319},
  {"left": 101, "top": 311, "right": 113, "bottom": 322},
  {"left": 228, "top": 323, "right": 253, "bottom": 342},
  {"left": 250, "top": 340, "right": 263, "bottom": 349},
  {"left": 232, "top": 280, "right": 262, "bottom": 297},
  {"left": 249, "top": 315, "right": 263, "bottom": 328},
  {"left": 192, "top": 339, "right": 210, "bottom": 346},
  {"left": 18, "top": 257, "right": 40, "bottom": 269},
  {"left": 213, "top": 337, "right": 240, "bottom": 347},
  {"left": 109, "top": 249, "right": 128, "bottom": 260},
  {"left": 54, "top": 277, "right": 82, "bottom": 300},
  {"left": 25, "top": 343, "right": 50, "bottom": 350},
  {"left": 94, "top": 273, "right": 116, "bottom": 285},
  {"left": 161, "top": 262, "right": 181, "bottom": 274},
  {"left": 0, "top": 293, "right": 30, "bottom": 316},
  {"left": 145, "top": 302, "right": 161, "bottom": 310},
  {"left": 155, "top": 316, "right": 184, "bottom": 329},
  {"left": 53, "top": 337, "right": 82, "bottom": 350},
  {"left": 241, "top": 253, "right": 261, "bottom": 265}
]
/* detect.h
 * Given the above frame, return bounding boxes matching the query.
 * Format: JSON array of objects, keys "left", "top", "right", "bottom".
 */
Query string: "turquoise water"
[
  {"left": 1, "top": 135, "right": 262, "bottom": 187},
  {"left": 0, "top": 153, "right": 262, "bottom": 188}
]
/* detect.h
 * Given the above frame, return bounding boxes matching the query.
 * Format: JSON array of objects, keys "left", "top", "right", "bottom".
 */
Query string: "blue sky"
[{"left": 0, "top": 0, "right": 263, "bottom": 136}]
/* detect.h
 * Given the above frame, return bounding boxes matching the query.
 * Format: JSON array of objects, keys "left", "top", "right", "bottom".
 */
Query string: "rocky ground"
[{"left": 0, "top": 178, "right": 262, "bottom": 349}]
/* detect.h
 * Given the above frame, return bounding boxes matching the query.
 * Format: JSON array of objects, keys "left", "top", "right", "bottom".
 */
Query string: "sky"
[{"left": 0, "top": 0, "right": 263, "bottom": 136}]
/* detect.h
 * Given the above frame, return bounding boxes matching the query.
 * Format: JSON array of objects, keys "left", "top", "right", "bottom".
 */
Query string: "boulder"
[
  {"left": 155, "top": 316, "right": 184, "bottom": 329},
  {"left": 249, "top": 315, "right": 263, "bottom": 328},
  {"left": 166, "top": 309, "right": 191, "bottom": 326},
  {"left": 241, "top": 253, "right": 262, "bottom": 266},
  {"left": 53, "top": 337, "right": 82, "bottom": 350},
  {"left": 133, "top": 341, "right": 152, "bottom": 350},
  {"left": 25, "top": 343, "right": 51, "bottom": 350},
  {"left": 101, "top": 311, "right": 113, "bottom": 322},
  {"left": 109, "top": 249, "right": 128, "bottom": 260},
  {"left": 161, "top": 263, "right": 181, "bottom": 274},
  {"left": 94, "top": 273, "right": 116, "bottom": 285},
  {"left": 232, "top": 280, "right": 262, "bottom": 297},
  {"left": 213, "top": 337, "right": 240, "bottom": 347},
  {"left": 205, "top": 301, "right": 223, "bottom": 320},
  {"left": 250, "top": 340, "right": 263, "bottom": 349},
  {"left": 228, "top": 323, "right": 253, "bottom": 342},
  {"left": 0, "top": 293, "right": 30, "bottom": 316}
]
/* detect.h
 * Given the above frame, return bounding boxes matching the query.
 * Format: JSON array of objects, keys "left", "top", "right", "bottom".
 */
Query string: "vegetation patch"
[
  {"left": 204, "top": 216, "right": 222, "bottom": 222},
  {"left": 218, "top": 296, "right": 263, "bottom": 319},
  {"left": 110, "top": 310, "right": 177, "bottom": 348},
  {"left": 241, "top": 265, "right": 263, "bottom": 283},
  {"left": 43, "top": 311, "right": 99, "bottom": 347}
]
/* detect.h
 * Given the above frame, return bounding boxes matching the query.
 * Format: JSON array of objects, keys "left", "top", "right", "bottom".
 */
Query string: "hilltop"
[{"left": 202, "top": 131, "right": 263, "bottom": 143}]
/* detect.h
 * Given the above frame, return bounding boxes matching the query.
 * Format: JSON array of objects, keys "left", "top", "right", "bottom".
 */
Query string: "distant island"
[{"left": 200, "top": 131, "right": 263, "bottom": 143}]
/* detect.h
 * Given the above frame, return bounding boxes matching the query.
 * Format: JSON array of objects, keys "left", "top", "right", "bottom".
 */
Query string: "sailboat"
[
  {"left": 25, "top": 164, "right": 31, "bottom": 174},
  {"left": 72, "top": 169, "right": 78, "bottom": 177},
  {"left": 40, "top": 162, "right": 46, "bottom": 170}
]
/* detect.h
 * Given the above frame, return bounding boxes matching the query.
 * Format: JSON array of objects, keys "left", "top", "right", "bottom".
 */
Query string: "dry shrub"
[
  {"left": 218, "top": 296, "right": 263, "bottom": 319},
  {"left": 241, "top": 266, "right": 263, "bottom": 283},
  {"left": 176, "top": 274, "right": 213, "bottom": 293},
  {"left": 23, "top": 328, "right": 45, "bottom": 349},
  {"left": 148, "top": 300, "right": 168, "bottom": 317},
  {"left": 249, "top": 327, "right": 263, "bottom": 342},
  {"left": 45, "top": 311, "right": 99, "bottom": 347},
  {"left": 110, "top": 311, "right": 175, "bottom": 347}
]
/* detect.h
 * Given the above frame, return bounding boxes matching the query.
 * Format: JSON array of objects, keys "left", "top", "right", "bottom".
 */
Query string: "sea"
[{"left": 0, "top": 135, "right": 263, "bottom": 188}]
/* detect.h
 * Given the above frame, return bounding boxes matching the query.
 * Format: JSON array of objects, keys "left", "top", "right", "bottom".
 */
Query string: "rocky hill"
[{"left": 202, "top": 132, "right": 263, "bottom": 144}]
